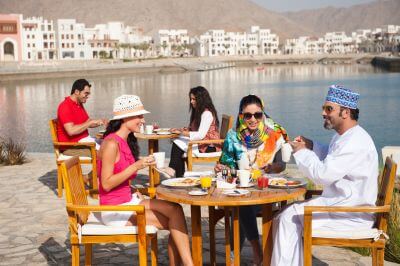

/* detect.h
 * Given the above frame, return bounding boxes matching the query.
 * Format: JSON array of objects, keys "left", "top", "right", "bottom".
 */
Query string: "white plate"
[
  {"left": 161, "top": 177, "right": 200, "bottom": 188},
  {"left": 237, "top": 183, "right": 255, "bottom": 188},
  {"left": 265, "top": 172, "right": 287, "bottom": 178},
  {"left": 222, "top": 189, "right": 250, "bottom": 196},
  {"left": 188, "top": 190, "right": 208, "bottom": 196},
  {"left": 153, "top": 128, "right": 171, "bottom": 132},
  {"left": 156, "top": 131, "right": 173, "bottom": 135},
  {"left": 268, "top": 177, "right": 307, "bottom": 188}
]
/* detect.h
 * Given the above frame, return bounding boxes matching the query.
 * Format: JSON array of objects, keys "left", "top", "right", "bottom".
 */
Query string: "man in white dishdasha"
[{"left": 271, "top": 85, "right": 379, "bottom": 266}]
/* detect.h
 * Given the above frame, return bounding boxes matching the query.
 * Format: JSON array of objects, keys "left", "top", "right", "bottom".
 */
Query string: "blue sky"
[{"left": 251, "top": 0, "right": 375, "bottom": 12}]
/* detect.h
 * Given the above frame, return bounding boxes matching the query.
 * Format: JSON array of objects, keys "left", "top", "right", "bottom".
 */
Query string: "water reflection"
[{"left": 0, "top": 64, "right": 398, "bottom": 156}]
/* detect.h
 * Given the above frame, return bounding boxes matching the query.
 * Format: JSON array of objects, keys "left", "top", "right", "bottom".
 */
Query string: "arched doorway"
[{"left": 4, "top": 42, "right": 15, "bottom": 61}]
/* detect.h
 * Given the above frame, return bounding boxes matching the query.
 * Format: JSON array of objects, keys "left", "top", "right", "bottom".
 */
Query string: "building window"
[
  {"left": 44, "top": 42, "right": 48, "bottom": 48},
  {"left": 28, "top": 52, "right": 31, "bottom": 59},
  {"left": 0, "top": 22, "right": 17, "bottom": 34},
  {"left": 44, "top": 34, "right": 48, "bottom": 40},
  {"left": 70, "top": 25, "right": 73, "bottom": 30},
  {"left": 32, "top": 43, "right": 35, "bottom": 48},
  {"left": 27, "top": 43, "right": 30, "bottom": 47},
  {"left": 48, "top": 25, "right": 51, "bottom": 31},
  {"left": 41, "top": 25, "right": 45, "bottom": 31},
  {"left": 71, "top": 43, "right": 74, "bottom": 48},
  {"left": 61, "top": 34, "right": 64, "bottom": 39},
  {"left": 62, "top": 43, "right": 65, "bottom": 48}
]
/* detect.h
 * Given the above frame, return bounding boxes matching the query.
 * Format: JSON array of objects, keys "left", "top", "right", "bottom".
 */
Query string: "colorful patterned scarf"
[{"left": 220, "top": 114, "right": 288, "bottom": 169}]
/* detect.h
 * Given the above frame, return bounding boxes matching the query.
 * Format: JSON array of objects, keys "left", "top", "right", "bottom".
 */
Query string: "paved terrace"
[{"left": 0, "top": 153, "right": 398, "bottom": 265}]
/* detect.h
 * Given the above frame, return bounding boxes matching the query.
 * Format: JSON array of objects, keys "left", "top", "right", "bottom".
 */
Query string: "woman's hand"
[
  {"left": 133, "top": 190, "right": 144, "bottom": 201},
  {"left": 134, "top": 155, "right": 156, "bottom": 170},
  {"left": 170, "top": 128, "right": 182, "bottom": 134},
  {"left": 214, "top": 163, "right": 225, "bottom": 173}
]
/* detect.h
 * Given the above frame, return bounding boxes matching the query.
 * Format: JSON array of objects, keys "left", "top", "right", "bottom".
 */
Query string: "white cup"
[
  {"left": 238, "top": 155, "right": 250, "bottom": 170},
  {"left": 237, "top": 170, "right": 251, "bottom": 187},
  {"left": 145, "top": 125, "right": 154, "bottom": 134},
  {"left": 153, "top": 152, "right": 165, "bottom": 168},
  {"left": 140, "top": 124, "right": 145, "bottom": 134},
  {"left": 281, "top": 142, "right": 293, "bottom": 163}
]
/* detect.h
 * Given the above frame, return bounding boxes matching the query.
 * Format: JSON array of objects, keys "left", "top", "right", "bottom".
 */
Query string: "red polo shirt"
[{"left": 57, "top": 96, "right": 90, "bottom": 142}]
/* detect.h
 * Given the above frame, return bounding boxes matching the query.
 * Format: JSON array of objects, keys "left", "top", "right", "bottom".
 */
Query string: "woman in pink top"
[{"left": 98, "top": 95, "right": 193, "bottom": 266}]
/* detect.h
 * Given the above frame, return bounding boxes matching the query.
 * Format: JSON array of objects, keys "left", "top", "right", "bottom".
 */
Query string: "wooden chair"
[
  {"left": 60, "top": 157, "right": 158, "bottom": 266},
  {"left": 303, "top": 157, "right": 397, "bottom": 266},
  {"left": 186, "top": 114, "right": 234, "bottom": 171},
  {"left": 49, "top": 119, "right": 98, "bottom": 198}
]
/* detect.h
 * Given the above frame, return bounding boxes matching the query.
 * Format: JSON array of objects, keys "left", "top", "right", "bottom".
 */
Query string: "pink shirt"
[{"left": 98, "top": 133, "right": 137, "bottom": 205}]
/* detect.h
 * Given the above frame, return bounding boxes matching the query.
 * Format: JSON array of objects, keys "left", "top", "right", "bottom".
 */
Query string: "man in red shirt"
[{"left": 57, "top": 79, "right": 106, "bottom": 156}]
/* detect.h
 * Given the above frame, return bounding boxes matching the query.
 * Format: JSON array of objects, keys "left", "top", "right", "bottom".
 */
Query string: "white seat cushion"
[
  {"left": 81, "top": 212, "right": 158, "bottom": 236},
  {"left": 57, "top": 154, "right": 92, "bottom": 162},
  {"left": 192, "top": 147, "right": 221, "bottom": 158},
  {"left": 312, "top": 228, "right": 387, "bottom": 241}
]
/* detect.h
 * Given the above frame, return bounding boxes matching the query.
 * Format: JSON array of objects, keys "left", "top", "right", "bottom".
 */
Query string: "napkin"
[
  {"left": 216, "top": 179, "right": 236, "bottom": 189},
  {"left": 184, "top": 171, "right": 213, "bottom": 177}
]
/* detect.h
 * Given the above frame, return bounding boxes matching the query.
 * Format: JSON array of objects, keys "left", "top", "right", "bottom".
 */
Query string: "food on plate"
[
  {"left": 171, "top": 178, "right": 200, "bottom": 186},
  {"left": 269, "top": 178, "right": 302, "bottom": 187}
]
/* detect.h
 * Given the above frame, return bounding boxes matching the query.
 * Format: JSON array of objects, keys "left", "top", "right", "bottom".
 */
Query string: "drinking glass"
[
  {"left": 200, "top": 176, "right": 212, "bottom": 191},
  {"left": 257, "top": 176, "right": 269, "bottom": 190},
  {"left": 152, "top": 122, "right": 159, "bottom": 130}
]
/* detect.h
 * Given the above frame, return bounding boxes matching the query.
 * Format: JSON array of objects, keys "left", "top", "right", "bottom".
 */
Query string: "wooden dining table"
[{"left": 156, "top": 183, "right": 306, "bottom": 266}]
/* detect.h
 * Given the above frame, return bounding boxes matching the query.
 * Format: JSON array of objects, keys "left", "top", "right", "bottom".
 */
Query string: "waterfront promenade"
[
  {"left": 0, "top": 153, "right": 398, "bottom": 265},
  {"left": 0, "top": 53, "right": 379, "bottom": 81}
]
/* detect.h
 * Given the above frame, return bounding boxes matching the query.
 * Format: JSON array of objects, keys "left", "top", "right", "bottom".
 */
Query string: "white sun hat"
[{"left": 111, "top": 95, "right": 150, "bottom": 120}]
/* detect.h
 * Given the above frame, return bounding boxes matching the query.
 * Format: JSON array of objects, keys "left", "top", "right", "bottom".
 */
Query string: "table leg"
[
  {"left": 148, "top": 140, "right": 160, "bottom": 198},
  {"left": 232, "top": 207, "right": 240, "bottom": 266},
  {"left": 224, "top": 208, "right": 231, "bottom": 266},
  {"left": 191, "top": 205, "right": 202, "bottom": 266},
  {"left": 208, "top": 206, "right": 216, "bottom": 266},
  {"left": 262, "top": 204, "right": 273, "bottom": 266}
]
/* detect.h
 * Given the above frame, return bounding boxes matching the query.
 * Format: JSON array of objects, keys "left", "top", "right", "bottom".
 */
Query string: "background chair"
[
  {"left": 303, "top": 157, "right": 397, "bottom": 266},
  {"left": 49, "top": 119, "right": 98, "bottom": 198},
  {"left": 60, "top": 156, "right": 158, "bottom": 266},
  {"left": 186, "top": 114, "right": 234, "bottom": 171}
]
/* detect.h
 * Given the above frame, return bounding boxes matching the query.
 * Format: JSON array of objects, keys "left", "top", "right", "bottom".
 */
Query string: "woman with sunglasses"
[
  {"left": 166, "top": 86, "right": 220, "bottom": 177},
  {"left": 215, "top": 94, "right": 288, "bottom": 265}
]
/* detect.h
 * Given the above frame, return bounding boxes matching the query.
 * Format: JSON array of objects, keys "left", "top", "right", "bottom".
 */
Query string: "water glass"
[{"left": 200, "top": 176, "right": 212, "bottom": 190}]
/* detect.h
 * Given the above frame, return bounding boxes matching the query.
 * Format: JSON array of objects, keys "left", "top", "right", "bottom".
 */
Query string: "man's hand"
[
  {"left": 89, "top": 119, "right": 105, "bottom": 128},
  {"left": 290, "top": 136, "right": 313, "bottom": 153}
]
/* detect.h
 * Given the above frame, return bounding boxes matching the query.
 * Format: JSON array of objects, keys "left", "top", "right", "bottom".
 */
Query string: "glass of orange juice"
[{"left": 200, "top": 176, "right": 212, "bottom": 190}]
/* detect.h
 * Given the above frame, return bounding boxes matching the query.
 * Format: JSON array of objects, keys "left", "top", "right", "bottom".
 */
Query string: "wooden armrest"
[
  {"left": 305, "top": 189, "right": 323, "bottom": 199},
  {"left": 304, "top": 205, "right": 390, "bottom": 214},
  {"left": 85, "top": 189, "right": 99, "bottom": 195},
  {"left": 53, "top": 141, "right": 96, "bottom": 148},
  {"left": 188, "top": 139, "right": 224, "bottom": 145},
  {"left": 66, "top": 203, "right": 145, "bottom": 214}
]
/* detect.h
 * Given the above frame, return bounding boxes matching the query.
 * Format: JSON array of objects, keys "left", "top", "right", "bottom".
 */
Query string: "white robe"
[{"left": 271, "top": 125, "right": 378, "bottom": 266}]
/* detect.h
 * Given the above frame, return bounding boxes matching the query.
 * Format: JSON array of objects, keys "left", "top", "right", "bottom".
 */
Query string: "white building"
[
  {"left": 154, "top": 29, "right": 190, "bottom": 57},
  {"left": 21, "top": 16, "right": 56, "bottom": 60},
  {"left": 324, "top": 32, "right": 356, "bottom": 54},
  {"left": 195, "top": 26, "right": 279, "bottom": 57},
  {"left": 56, "top": 19, "right": 88, "bottom": 59}
]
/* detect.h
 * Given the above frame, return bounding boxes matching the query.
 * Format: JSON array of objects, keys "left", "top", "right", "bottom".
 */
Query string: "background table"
[
  {"left": 156, "top": 184, "right": 306, "bottom": 266},
  {"left": 135, "top": 132, "right": 178, "bottom": 197}
]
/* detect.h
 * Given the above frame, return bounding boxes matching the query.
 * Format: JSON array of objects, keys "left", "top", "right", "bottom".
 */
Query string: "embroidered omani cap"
[
  {"left": 111, "top": 95, "right": 150, "bottom": 120},
  {"left": 325, "top": 85, "right": 360, "bottom": 109}
]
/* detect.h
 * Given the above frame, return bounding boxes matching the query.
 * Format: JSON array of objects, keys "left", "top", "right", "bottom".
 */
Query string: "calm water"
[{"left": 0, "top": 64, "right": 399, "bottom": 158}]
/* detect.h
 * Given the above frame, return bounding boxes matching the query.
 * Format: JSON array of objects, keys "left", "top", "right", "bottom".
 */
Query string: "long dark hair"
[
  {"left": 236, "top": 94, "right": 268, "bottom": 129},
  {"left": 189, "top": 86, "right": 219, "bottom": 130},
  {"left": 103, "top": 119, "right": 140, "bottom": 160}
]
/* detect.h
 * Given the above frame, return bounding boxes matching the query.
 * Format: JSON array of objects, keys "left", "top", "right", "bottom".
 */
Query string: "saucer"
[
  {"left": 188, "top": 190, "right": 208, "bottom": 196},
  {"left": 222, "top": 189, "right": 249, "bottom": 196},
  {"left": 237, "top": 183, "right": 255, "bottom": 188}
]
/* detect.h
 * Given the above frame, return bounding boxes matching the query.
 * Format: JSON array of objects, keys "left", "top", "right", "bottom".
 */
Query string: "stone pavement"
[{"left": 0, "top": 153, "right": 398, "bottom": 265}]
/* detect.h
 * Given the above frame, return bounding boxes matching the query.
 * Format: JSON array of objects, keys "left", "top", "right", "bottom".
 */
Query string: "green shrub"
[
  {"left": 386, "top": 191, "right": 400, "bottom": 263},
  {"left": 0, "top": 138, "right": 4, "bottom": 164},
  {"left": 2, "top": 138, "right": 26, "bottom": 165}
]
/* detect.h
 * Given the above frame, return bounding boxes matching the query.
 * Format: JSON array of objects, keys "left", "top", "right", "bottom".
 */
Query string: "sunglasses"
[{"left": 242, "top": 112, "right": 264, "bottom": 120}]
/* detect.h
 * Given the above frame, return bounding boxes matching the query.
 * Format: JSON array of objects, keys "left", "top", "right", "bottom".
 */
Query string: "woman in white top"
[{"left": 168, "top": 86, "right": 221, "bottom": 177}]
